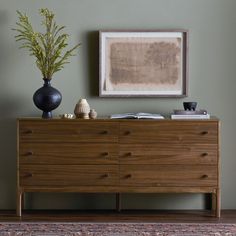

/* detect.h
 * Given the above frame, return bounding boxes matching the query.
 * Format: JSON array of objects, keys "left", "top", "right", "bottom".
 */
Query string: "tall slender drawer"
[
  {"left": 19, "top": 120, "right": 119, "bottom": 143},
  {"left": 20, "top": 165, "right": 118, "bottom": 186},
  {"left": 120, "top": 121, "right": 218, "bottom": 144},
  {"left": 119, "top": 144, "right": 217, "bottom": 165},
  {"left": 19, "top": 143, "right": 118, "bottom": 164},
  {"left": 120, "top": 165, "right": 217, "bottom": 187}
]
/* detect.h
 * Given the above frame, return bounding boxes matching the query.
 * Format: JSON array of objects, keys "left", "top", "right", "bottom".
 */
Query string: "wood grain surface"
[{"left": 17, "top": 118, "right": 220, "bottom": 217}]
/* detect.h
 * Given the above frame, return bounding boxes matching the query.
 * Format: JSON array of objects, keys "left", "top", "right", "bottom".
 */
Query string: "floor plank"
[{"left": 0, "top": 210, "right": 236, "bottom": 223}]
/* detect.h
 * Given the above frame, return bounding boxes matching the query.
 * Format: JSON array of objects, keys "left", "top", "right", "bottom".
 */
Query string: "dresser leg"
[
  {"left": 116, "top": 193, "right": 121, "bottom": 212},
  {"left": 215, "top": 189, "right": 221, "bottom": 217},
  {"left": 16, "top": 190, "right": 22, "bottom": 217},
  {"left": 212, "top": 189, "right": 221, "bottom": 217}
]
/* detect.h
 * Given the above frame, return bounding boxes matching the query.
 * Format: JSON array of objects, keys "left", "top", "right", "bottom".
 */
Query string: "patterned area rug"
[{"left": 0, "top": 222, "right": 236, "bottom": 236}]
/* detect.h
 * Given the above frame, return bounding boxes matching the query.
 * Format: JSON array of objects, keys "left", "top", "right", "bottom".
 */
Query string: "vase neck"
[{"left": 43, "top": 78, "right": 51, "bottom": 86}]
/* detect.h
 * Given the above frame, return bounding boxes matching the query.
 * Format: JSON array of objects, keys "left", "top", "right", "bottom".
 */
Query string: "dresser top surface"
[{"left": 17, "top": 117, "right": 219, "bottom": 122}]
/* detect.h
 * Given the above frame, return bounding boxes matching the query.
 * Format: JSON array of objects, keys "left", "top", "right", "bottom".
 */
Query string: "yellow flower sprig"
[{"left": 13, "top": 8, "right": 80, "bottom": 79}]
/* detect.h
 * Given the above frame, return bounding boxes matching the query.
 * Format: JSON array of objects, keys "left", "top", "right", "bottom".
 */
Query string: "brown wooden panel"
[
  {"left": 120, "top": 121, "right": 218, "bottom": 144},
  {"left": 20, "top": 165, "right": 118, "bottom": 186},
  {"left": 19, "top": 143, "right": 118, "bottom": 164},
  {"left": 19, "top": 120, "right": 118, "bottom": 143},
  {"left": 21, "top": 186, "right": 216, "bottom": 194},
  {"left": 120, "top": 165, "right": 217, "bottom": 187},
  {"left": 119, "top": 144, "right": 217, "bottom": 165}
]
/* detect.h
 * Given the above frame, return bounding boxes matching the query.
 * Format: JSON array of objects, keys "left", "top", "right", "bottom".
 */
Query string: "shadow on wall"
[
  {"left": 87, "top": 31, "right": 99, "bottom": 97},
  {"left": 0, "top": 10, "right": 29, "bottom": 209},
  {"left": 0, "top": 11, "right": 8, "bottom": 82}
]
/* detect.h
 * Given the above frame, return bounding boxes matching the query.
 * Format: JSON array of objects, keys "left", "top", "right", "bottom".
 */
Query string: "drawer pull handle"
[
  {"left": 101, "top": 131, "right": 108, "bottom": 135},
  {"left": 126, "top": 152, "right": 132, "bottom": 156},
  {"left": 26, "top": 151, "right": 33, "bottom": 156},
  {"left": 101, "top": 173, "right": 109, "bottom": 178},
  {"left": 25, "top": 130, "right": 33, "bottom": 134},
  {"left": 125, "top": 174, "right": 132, "bottom": 179},
  {"left": 201, "top": 152, "right": 208, "bottom": 157},
  {"left": 201, "top": 174, "right": 208, "bottom": 179},
  {"left": 102, "top": 152, "right": 109, "bottom": 156},
  {"left": 124, "top": 131, "right": 131, "bottom": 135},
  {"left": 201, "top": 131, "right": 209, "bottom": 135},
  {"left": 23, "top": 173, "right": 33, "bottom": 178}
]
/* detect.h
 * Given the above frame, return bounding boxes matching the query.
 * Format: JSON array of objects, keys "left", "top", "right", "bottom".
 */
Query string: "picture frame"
[{"left": 99, "top": 30, "right": 188, "bottom": 97}]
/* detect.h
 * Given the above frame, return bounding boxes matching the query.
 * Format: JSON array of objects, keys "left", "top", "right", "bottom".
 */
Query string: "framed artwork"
[{"left": 99, "top": 30, "right": 188, "bottom": 97}]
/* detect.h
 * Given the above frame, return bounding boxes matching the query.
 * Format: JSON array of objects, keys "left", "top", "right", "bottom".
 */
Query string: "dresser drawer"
[
  {"left": 20, "top": 165, "right": 118, "bottom": 186},
  {"left": 120, "top": 165, "right": 217, "bottom": 187},
  {"left": 119, "top": 144, "right": 217, "bottom": 165},
  {"left": 19, "top": 143, "right": 118, "bottom": 164},
  {"left": 18, "top": 120, "right": 118, "bottom": 143},
  {"left": 120, "top": 121, "right": 218, "bottom": 144}
]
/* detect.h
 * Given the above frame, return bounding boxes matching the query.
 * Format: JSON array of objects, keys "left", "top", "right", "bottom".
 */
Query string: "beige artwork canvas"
[{"left": 99, "top": 31, "right": 188, "bottom": 97}]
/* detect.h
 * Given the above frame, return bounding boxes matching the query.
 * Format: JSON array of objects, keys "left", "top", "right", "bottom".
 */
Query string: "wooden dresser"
[{"left": 17, "top": 118, "right": 220, "bottom": 217}]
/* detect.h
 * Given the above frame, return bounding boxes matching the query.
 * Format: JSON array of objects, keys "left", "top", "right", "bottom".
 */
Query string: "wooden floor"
[{"left": 0, "top": 210, "right": 236, "bottom": 223}]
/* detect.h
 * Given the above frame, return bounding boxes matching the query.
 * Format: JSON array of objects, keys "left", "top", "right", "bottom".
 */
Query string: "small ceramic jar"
[
  {"left": 74, "top": 99, "right": 90, "bottom": 119},
  {"left": 89, "top": 109, "right": 97, "bottom": 119}
]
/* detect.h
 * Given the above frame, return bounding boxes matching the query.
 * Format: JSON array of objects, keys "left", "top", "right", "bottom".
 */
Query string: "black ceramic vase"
[{"left": 33, "top": 78, "right": 62, "bottom": 119}]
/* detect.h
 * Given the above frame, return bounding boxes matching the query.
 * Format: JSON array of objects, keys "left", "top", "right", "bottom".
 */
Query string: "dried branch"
[{"left": 13, "top": 8, "right": 80, "bottom": 79}]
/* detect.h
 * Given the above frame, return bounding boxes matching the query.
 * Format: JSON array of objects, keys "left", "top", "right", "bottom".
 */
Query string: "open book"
[{"left": 110, "top": 112, "right": 164, "bottom": 119}]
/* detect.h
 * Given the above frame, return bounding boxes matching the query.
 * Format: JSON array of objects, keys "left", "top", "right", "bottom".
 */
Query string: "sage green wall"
[{"left": 0, "top": 0, "right": 235, "bottom": 210}]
